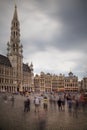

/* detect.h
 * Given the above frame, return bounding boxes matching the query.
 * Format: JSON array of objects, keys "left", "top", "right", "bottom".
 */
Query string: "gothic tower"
[{"left": 7, "top": 5, "right": 23, "bottom": 90}]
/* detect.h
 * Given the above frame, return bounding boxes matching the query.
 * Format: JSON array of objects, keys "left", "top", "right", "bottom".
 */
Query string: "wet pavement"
[{"left": 0, "top": 93, "right": 87, "bottom": 130}]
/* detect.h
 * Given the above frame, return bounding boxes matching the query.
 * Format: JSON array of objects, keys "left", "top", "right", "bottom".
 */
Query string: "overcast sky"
[{"left": 0, "top": 0, "right": 87, "bottom": 80}]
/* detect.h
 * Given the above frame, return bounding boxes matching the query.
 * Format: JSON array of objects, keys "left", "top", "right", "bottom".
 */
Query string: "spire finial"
[
  {"left": 12, "top": 0, "right": 18, "bottom": 20},
  {"left": 15, "top": 4, "right": 17, "bottom": 8}
]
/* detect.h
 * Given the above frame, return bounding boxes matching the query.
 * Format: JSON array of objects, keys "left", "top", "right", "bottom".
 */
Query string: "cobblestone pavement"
[{"left": 0, "top": 93, "right": 87, "bottom": 130}]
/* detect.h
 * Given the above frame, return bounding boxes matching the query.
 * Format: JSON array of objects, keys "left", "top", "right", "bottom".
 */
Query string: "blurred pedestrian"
[
  {"left": 3, "top": 94, "right": 8, "bottom": 103},
  {"left": 26, "top": 98, "right": 30, "bottom": 112},
  {"left": 53, "top": 95, "right": 57, "bottom": 109},
  {"left": 24, "top": 97, "right": 31, "bottom": 112},
  {"left": 43, "top": 96, "right": 48, "bottom": 111},
  {"left": 34, "top": 97, "right": 40, "bottom": 113},
  {"left": 11, "top": 95, "right": 15, "bottom": 106},
  {"left": 57, "top": 98, "right": 62, "bottom": 111},
  {"left": 72, "top": 96, "right": 79, "bottom": 118},
  {"left": 24, "top": 98, "right": 27, "bottom": 112},
  {"left": 61, "top": 95, "right": 65, "bottom": 111},
  {"left": 68, "top": 98, "right": 72, "bottom": 115}
]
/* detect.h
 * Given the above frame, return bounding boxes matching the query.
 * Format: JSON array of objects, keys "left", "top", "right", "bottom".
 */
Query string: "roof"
[
  {"left": 0, "top": 55, "right": 31, "bottom": 72},
  {"left": 23, "top": 63, "right": 31, "bottom": 72},
  {"left": 0, "top": 54, "right": 12, "bottom": 67},
  {"left": 68, "top": 71, "right": 73, "bottom": 76}
]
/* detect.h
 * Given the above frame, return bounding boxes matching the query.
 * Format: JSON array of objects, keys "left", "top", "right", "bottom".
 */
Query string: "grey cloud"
[
  {"left": 29, "top": 0, "right": 87, "bottom": 52},
  {"left": 1, "top": 0, "right": 87, "bottom": 53},
  {"left": 22, "top": 38, "right": 46, "bottom": 55}
]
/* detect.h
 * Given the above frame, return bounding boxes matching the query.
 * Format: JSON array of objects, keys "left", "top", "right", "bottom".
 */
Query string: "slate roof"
[
  {"left": 0, "top": 54, "right": 12, "bottom": 67},
  {"left": 23, "top": 63, "right": 31, "bottom": 72},
  {"left": 0, "top": 54, "right": 31, "bottom": 72}
]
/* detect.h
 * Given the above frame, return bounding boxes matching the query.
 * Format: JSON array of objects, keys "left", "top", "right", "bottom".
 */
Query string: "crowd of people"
[
  {"left": 1, "top": 91, "right": 87, "bottom": 117},
  {"left": 22, "top": 92, "right": 87, "bottom": 118}
]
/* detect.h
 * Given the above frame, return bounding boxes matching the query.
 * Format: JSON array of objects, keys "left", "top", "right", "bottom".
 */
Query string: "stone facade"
[
  {"left": 34, "top": 71, "right": 79, "bottom": 92},
  {"left": 81, "top": 77, "right": 87, "bottom": 92},
  {"left": 64, "top": 72, "right": 78, "bottom": 92},
  {"left": 0, "top": 5, "right": 34, "bottom": 93}
]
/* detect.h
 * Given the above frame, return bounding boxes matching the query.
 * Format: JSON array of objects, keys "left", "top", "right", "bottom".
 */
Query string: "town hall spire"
[
  {"left": 13, "top": 4, "right": 18, "bottom": 20},
  {"left": 7, "top": 4, "right": 23, "bottom": 57},
  {"left": 7, "top": 4, "right": 23, "bottom": 91}
]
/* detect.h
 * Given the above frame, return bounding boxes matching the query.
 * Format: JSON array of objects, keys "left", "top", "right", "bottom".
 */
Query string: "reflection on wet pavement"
[{"left": 0, "top": 94, "right": 87, "bottom": 130}]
